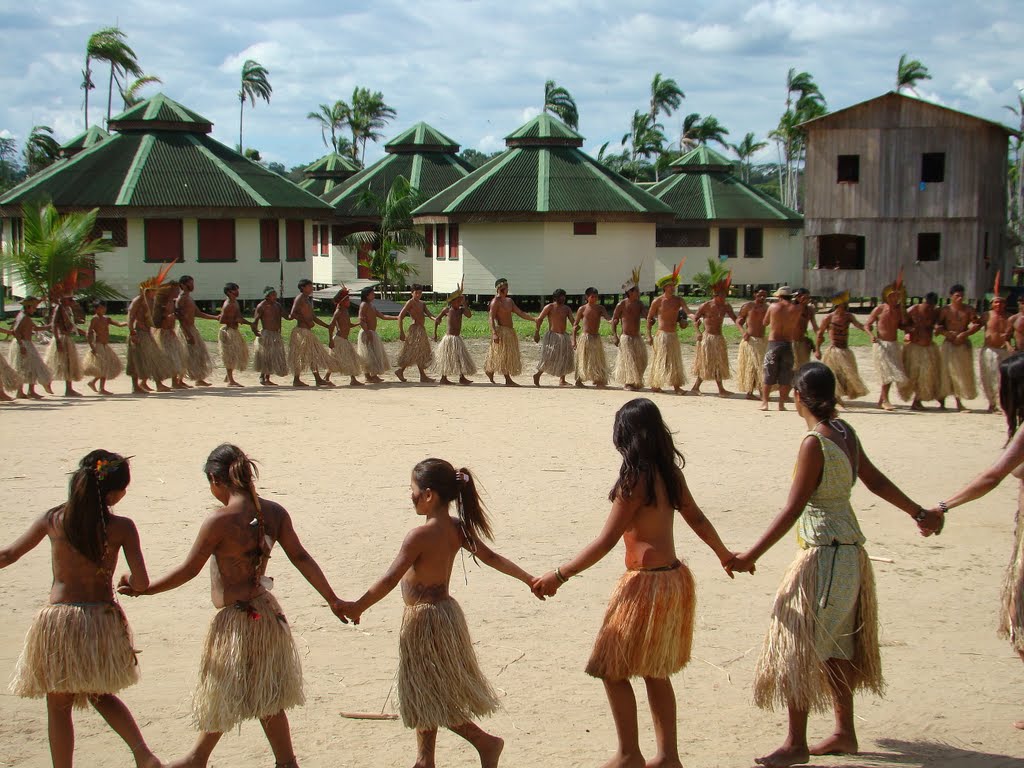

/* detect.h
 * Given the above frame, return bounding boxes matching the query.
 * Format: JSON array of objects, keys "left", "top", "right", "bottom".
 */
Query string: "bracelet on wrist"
[
  {"left": 914, "top": 508, "right": 928, "bottom": 523},
  {"left": 555, "top": 566, "right": 569, "bottom": 584},
  {"left": 938, "top": 501, "right": 948, "bottom": 514}
]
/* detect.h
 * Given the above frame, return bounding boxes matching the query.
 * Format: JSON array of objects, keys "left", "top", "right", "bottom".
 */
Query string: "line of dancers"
[{"left": 4, "top": 355, "right": 1023, "bottom": 767}]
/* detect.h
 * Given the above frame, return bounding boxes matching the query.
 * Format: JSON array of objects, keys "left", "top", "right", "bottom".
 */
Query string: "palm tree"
[
  {"left": 350, "top": 88, "right": 397, "bottom": 165},
  {"left": 772, "top": 68, "right": 827, "bottom": 210},
  {"left": 1006, "top": 90, "right": 1024, "bottom": 267},
  {"left": 621, "top": 110, "right": 666, "bottom": 181},
  {"left": 1, "top": 202, "right": 120, "bottom": 308},
  {"left": 596, "top": 141, "right": 630, "bottom": 174},
  {"left": 308, "top": 101, "right": 347, "bottom": 153},
  {"left": 238, "top": 59, "right": 272, "bottom": 154},
  {"left": 649, "top": 73, "right": 684, "bottom": 124},
  {"left": 119, "top": 74, "right": 162, "bottom": 109},
  {"left": 543, "top": 80, "right": 579, "bottom": 129},
  {"left": 693, "top": 116, "right": 730, "bottom": 148},
  {"left": 81, "top": 27, "right": 144, "bottom": 128},
  {"left": 692, "top": 257, "right": 731, "bottom": 295},
  {"left": 23, "top": 126, "right": 61, "bottom": 175},
  {"left": 0, "top": 136, "right": 18, "bottom": 189},
  {"left": 730, "top": 132, "right": 769, "bottom": 182},
  {"left": 680, "top": 112, "right": 703, "bottom": 151},
  {"left": 348, "top": 176, "right": 423, "bottom": 299},
  {"left": 896, "top": 54, "right": 931, "bottom": 94}
]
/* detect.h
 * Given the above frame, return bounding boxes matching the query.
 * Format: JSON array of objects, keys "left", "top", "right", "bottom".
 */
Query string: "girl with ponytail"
[
  {"left": 119, "top": 443, "right": 347, "bottom": 768},
  {"left": 1, "top": 450, "right": 161, "bottom": 767},
  {"left": 340, "top": 458, "right": 536, "bottom": 768}
]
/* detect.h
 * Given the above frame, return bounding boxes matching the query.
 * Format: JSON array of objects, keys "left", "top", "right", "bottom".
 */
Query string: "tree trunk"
[
  {"left": 239, "top": 99, "right": 244, "bottom": 153},
  {"left": 84, "top": 58, "right": 90, "bottom": 129},
  {"left": 106, "top": 65, "right": 115, "bottom": 126}
]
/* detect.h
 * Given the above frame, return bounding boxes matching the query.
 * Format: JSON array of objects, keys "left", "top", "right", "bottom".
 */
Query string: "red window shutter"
[
  {"left": 260, "top": 220, "right": 280, "bottom": 261},
  {"left": 198, "top": 219, "right": 236, "bottom": 262},
  {"left": 424, "top": 225, "right": 434, "bottom": 258},
  {"left": 573, "top": 221, "right": 597, "bottom": 236},
  {"left": 320, "top": 225, "right": 330, "bottom": 255},
  {"left": 311, "top": 224, "right": 319, "bottom": 255},
  {"left": 286, "top": 220, "right": 305, "bottom": 261},
  {"left": 144, "top": 219, "right": 184, "bottom": 262},
  {"left": 435, "top": 226, "right": 445, "bottom": 261},
  {"left": 448, "top": 224, "right": 459, "bottom": 260}
]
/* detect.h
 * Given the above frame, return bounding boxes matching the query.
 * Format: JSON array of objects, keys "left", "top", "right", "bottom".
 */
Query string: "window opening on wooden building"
[
  {"left": 818, "top": 234, "right": 865, "bottom": 270},
  {"left": 916, "top": 232, "right": 941, "bottom": 262},
  {"left": 719, "top": 227, "right": 737, "bottom": 258},
  {"left": 656, "top": 228, "right": 710, "bottom": 248},
  {"left": 285, "top": 220, "right": 305, "bottom": 261},
  {"left": 448, "top": 224, "right": 459, "bottom": 260},
  {"left": 94, "top": 218, "right": 128, "bottom": 248},
  {"left": 921, "top": 153, "right": 945, "bottom": 183},
  {"left": 197, "top": 219, "right": 236, "bottom": 262},
  {"left": 424, "top": 225, "right": 434, "bottom": 259},
  {"left": 573, "top": 221, "right": 597, "bottom": 236},
  {"left": 743, "top": 228, "right": 764, "bottom": 258},
  {"left": 435, "top": 225, "right": 446, "bottom": 261},
  {"left": 260, "top": 220, "right": 279, "bottom": 262},
  {"left": 145, "top": 219, "right": 183, "bottom": 263},
  {"left": 837, "top": 155, "right": 860, "bottom": 183}
]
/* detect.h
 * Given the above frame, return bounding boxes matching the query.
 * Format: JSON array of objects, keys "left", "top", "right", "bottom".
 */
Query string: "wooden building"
[
  {"left": 0, "top": 94, "right": 332, "bottom": 302},
  {"left": 412, "top": 114, "right": 674, "bottom": 296},
  {"left": 800, "top": 92, "right": 1015, "bottom": 299},
  {"left": 649, "top": 146, "right": 803, "bottom": 288}
]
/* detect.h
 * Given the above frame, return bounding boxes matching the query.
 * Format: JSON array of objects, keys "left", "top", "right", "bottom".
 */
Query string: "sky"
[{"left": 1, "top": 0, "right": 1021, "bottom": 171}]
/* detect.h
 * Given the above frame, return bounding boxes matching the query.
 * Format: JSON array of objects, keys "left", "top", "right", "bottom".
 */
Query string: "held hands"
[
  {"left": 723, "top": 552, "right": 757, "bottom": 577},
  {"left": 916, "top": 507, "right": 945, "bottom": 537},
  {"left": 531, "top": 571, "right": 561, "bottom": 599},
  {"left": 116, "top": 573, "right": 143, "bottom": 597},
  {"left": 332, "top": 599, "right": 360, "bottom": 624},
  {"left": 533, "top": 329, "right": 540, "bottom": 343}
]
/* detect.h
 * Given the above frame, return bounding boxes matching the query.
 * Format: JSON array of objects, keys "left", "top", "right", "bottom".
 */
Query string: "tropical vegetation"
[
  {"left": 238, "top": 59, "right": 272, "bottom": 153},
  {"left": 543, "top": 80, "right": 579, "bottom": 129},
  {"left": 306, "top": 88, "right": 396, "bottom": 164},
  {"left": 348, "top": 176, "right": 423, "bottom": 299}
]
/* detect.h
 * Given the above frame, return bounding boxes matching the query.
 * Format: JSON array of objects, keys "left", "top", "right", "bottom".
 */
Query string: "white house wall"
[
  {"left": 655, "top": 226, "right": 803, "bottom": 290},
  {"left": 318, "top": 231, "right": 431, "bottom": 288}
]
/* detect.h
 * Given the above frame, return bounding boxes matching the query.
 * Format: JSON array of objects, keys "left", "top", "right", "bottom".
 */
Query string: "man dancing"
[
  {"left": 176, "top": 275, "right": 218, "bottom": 387},
  {"left": 865, "top": 282, "right": 910, "bottom": 411},
  {"left": 646, "top": 261, "right": 691, "bottom": 394},
  {"left": 760, "top": 286, "right": 804, "bottom": 411},
  {"left": 736, "top": 288, "right": 769, "bottom": 400},
  {"left": 690, "top": 277, "right": 736, "bottom": 396},
  {"left": 611, "top": 267, "right": 648, "bottom": 391},
  {"left": 484, "top": 278, "right": 535, "bottom": 386}
]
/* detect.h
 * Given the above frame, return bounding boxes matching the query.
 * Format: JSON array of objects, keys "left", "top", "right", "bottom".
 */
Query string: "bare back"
[
  {"left": 255, "top": 299, "right": 283, "bottom": 333},
  {"left": 45, "top": 509, "right": 135, "bottom": 604},
  {"left": 906, "top": 303, "right": 939, "bottom": 346},
  {"left": 206, "top": 498, "right": 287, "bottom": 607},
  {"left": 291, "top": 294, "right": 315, "bottom": 329},
  {"left": 399, "top": 516, "right": 464, "bottom": 605},
  {"left": 738, "top": 300, "right": 769, "bottom": 338},
  {"left": 621, "top": 473, "right": 680, "bottom": 570},
  {"left": 766, "top": 300, "right": 803, "bottom": 341}
]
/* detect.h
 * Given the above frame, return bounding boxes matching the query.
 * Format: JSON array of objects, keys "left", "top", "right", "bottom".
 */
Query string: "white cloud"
[
  {"left": 520, "top": 107, "right": 541, "bottom": 123},
  {"left": 477, "top": 134, "right": 504, "bottom": 153},
  {"left": 953, "top": 74, "right": 997, "bottom": 103}
]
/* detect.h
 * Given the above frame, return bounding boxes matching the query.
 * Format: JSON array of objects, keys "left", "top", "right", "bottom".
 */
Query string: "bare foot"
[
  {"left": 809, "top": 732, "right": 857, "bottom": 756},
  {"left": 227, "top": 381, "right": 244, "bottom": 388},
  {"left": 778, "top": 403, "right": 787, "bottom": 411},
  {"left": 395, "top": 369, "right": 407, "bottom": 382},
  {"left": 596, "top": 382, "right": 608, "bottom": 389},
  {"left": 132, "top": 386, "right": 148, "bottom": 395},
  {"left": 135, "top": 751, "right": 162, "bottom": 768},
  {"left": 911, "top": 401, "right": 925, "bottom": 411},
  {"left": 0, "top": 392, "right": 13, "bottom": 401},
  {"left": 745, "top": 392, "right": 758, "bottom": 400},
  {"left": 264, "top": 379, "right": 278, "bottom": 386},
  {"left": 65, "top": 388, "right": 83, "bottom": 397},
  {"left": 689, "top": 385, "right": 701, "bottom": 395},
  {"left": 758, "top": 403, "right": 769, "bottom": 411},
  {"left": 419, "top": 375, "right": 435, "bottom": 383},
  {"left": 87, "top": 379, "right": 98, "bottom": 392},
  {"left": 486, "top": 372, "right": 495, "bottom": 384},
  {"left": 99, "top": 388, "right": 114, "bottom": 395},
  {"left": 717, "top": 389, "right": 731, "bottom": 398},
  {"left": 261, "top": 380, "right": 273, "bottom": 387},
  {"left": 316, "top": 380, "right": 336, "bottom": 388},
  {"left": 1014, "top": 719, "right": 1024, "bottom": 730},
  {"left": 293, "top": 379, "right": 310, "bottom": 387},
  {"left": 575, "top": 380, "right": 586, "bottom": 388},
  {"left": 599, "top": 752, "right": 645, "bottom": 768},
  {"left": 28, "top": 391, "right": 44, "bottom": 400},
  {"left": 172, "top": 382, "right": 188, "bottom": 390},
  {"left": 533, "top": 372, "right": 542, "bottom": 387},
  {"left": 624, "top": 384, "right": 638, "bottom": 391},
  {"left": 558, "top": 379, "right": 571, "bottom": 387},
  {"left": 880, "top": 401, "right": 895, "bottom": 411},
  {"left": 644, "top": 757, "right": 683, "bottom": 768},
  {"left": 459, "top": 377, "right": 473, "bottom": 385},
  {"left": 477, "top": 733, "right": 504, "bottom": 768},
  {"left": 195, "top": 380, "right": 212, "bottom": 387},
  {"left": 156, "top": 383, "right": 172, "bottom": 392},
  {"left": 504, "top": 378, "right": 520, "bottom": 387},
  {"left": 16, "top": 391, "right": 28, "bottom": 399},
  {"left": 754, "top": 744, "right": 810, "bottom": 767},
  {"left": 350, "top": 378, "right": 364, "bottom": 386},
  {"left": 165, "top": 756, "right": 203, "bottom": 768},
  {"left": 651, "top": 387, "right": 662, "bottom": 394}
]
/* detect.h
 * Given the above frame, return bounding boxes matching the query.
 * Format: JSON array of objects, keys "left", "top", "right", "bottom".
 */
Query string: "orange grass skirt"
[{"left": 585, "top": 564, "right": 696, "bottom": 680}]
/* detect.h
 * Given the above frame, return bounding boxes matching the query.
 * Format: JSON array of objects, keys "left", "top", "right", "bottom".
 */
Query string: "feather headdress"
[{"left": 656, "top": 258, "right": 685, "bottom": 289}]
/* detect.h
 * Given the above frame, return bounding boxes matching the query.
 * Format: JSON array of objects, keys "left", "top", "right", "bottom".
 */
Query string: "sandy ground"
[{"left": 0, "top": 337, "right": 1021, "bottom": 768}]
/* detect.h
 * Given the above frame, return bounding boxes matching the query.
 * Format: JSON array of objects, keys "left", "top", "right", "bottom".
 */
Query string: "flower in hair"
[{"left": 91, "top": 456, "right": 132, "bottom": 482}]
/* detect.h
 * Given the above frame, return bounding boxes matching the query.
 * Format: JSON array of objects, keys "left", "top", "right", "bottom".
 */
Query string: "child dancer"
[
  {"left": 251, "top": 287, "right": 289, "bottom": 386},
  {"left": 357, "top": 286, "right": 397, "bottom": 383},
  {"left": 0, "top": 325, "right": 24, "bottom": 401},
  {"left": 47, "top": 290, "right": 86, "bottom": 397},
  {"left": 326, "top": 287, "right": 363, "bottom": 386},
  {"left": 9, "top": 296, "right": 53, "bottom": 399},
  {"left": 118, "top": 444, "right": 347, "bottom": 768},
  {"left": 433, "top": 283, "right": 476, "bottom": 385},
  {"left": 395, "top": 283, "right": 436, "bottom": 383},
  {"left": 341, "top": 459, "right": 535, "bottom": 768},
  {"left": 533, "top": 398, "right": 738, "bottom": 767},
  {"left": 1, "top": 450, "right": 160, "bottom": 768},
  {"left": 84, "top": 301, "right": 127, "bottom": 394},
  {"left": 218, "top": 282, "right": 250, "bottom": 387},
  {"left": 727, "top": 362, "right": 932, "bottom": 767}
]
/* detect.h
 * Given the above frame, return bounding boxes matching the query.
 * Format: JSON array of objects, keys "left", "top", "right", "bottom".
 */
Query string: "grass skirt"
[
  {"left": 941, "top": 339, "right": 977, "bottom": 401},
  {"left": 898, "top": 343, "right": 947, "bottom": 402},
  {"left": 872, "top": 339, "right": 908, "bottom": 386},
  {"left": 753, "top": 546, "right": 883, "bottom": 713},
  {"left": 10, "top": 602, "right": 139, "bottom": 709},
  {"left": 585, "top": 565, "right": 696, "bottom": 680},
  {"left": 537, "top": 331, "right": 574, "bottom": 377},
  {"left": 434, "top": 334, "right": 477, "bottom": 377},
  {"left": 396, "top": 324, "right": 434, "bottom": 369},
  {"left": 45, "top": 338, "right": 83, "bottom": 382},
  {"left": 737, "top": 336, "right": 766, "bottom": 392},
  {"left": 692, "top": 332, "right": 730, "bottom": 380},
  {"left": 484, "top": 326, "right": 522, "bottom": 376},
  {"left": 823, "top": 346, "right": 869, "bottom": 399},
  {"left": 178, "top": 325, "right": 214, "bottom": 381},
  {"left": 253, "top": 330, "right": 288, "bottom": 377},
  {"left": 0, "top": 351, "right": 24, "bottom": 390},
  {"left": 289, "top": 327, "right": 333, "bottom": 375},
  {"left": 398, "top": 598, "right": 499, "bottom": 730},
  {"left": 999, "top": 501, "right": 1024, "bottom": 652},
  {"left": 191, "top": 593, "right": 304, "bottom": 732},
  {"left": 126, "top": 330, "right": 163, "bottom": 380},
  {"left": 9, "top": 339, "right": 53, "bottom": 387},
  {"left": 218, "top": 327, "right": 249, "bottom": 370},
  {"left": 649, "top": 331, "right": 686, "bottom": 389},
  {"left": 329, "top": 336, "right": 361, "bottom": 375},
  {"left": 979, "top": 346, "right": 1009, "bottom": 408},
  {"left": 794, "top": 336, "right": 814, "bottom": 369},
  {"left": 575, "top": 333, "right": 609, "bottom": 383},
  {"left": 83, "top": 343, "right": 123, "bottom": 381},
  {"left": 157, "top": 328, "right": 187, "bottom": 376},
  {"left": 357, "top": 329, "right": 390, "bottom": 375},
  {"left": 614, "top": 335, "right": 648, "bottom": 388}
]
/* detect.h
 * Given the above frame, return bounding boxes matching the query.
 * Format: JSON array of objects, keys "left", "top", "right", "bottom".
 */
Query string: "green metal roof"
[
  {"left": 325, "top": 125, "right": 474, "bottom": 218},
  {"left": 298, "top": 152, "right": 360, "bottom": 199},
  {"left": 108, "top": 94, "right": 213, "bottom": 132},
  {"left": 60, "top": 126, "right": 110, "bottom": 156},
  {"left": 385, "top": 122, "right": 461, "bottom": 153},
  {"left": 413, "top": 117, "right": 672, "bottom": 219},
  {"left": 0, "top": 97, "right": 331, "bottom": 213},
  {"left": 649, "top": 161, "right": 802, "bottom": 224},
  {"left": 669, "top": 145, "right": 736, "bottom": 172}
]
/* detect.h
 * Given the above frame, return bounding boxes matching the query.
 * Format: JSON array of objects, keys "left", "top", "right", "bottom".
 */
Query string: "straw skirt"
[
  {"left": 357, "top": 329, "right": 390, "bottom": 376},
  {"left": 692, "top": 332, "right": 730, "bottom": 380},
  {"left": 396, "top": 324, "right": 434, "bottom": 369},
  {"left": 10, "top": 602, "right": 139, "bottom": 709},
  {"left": 0, "top": 352, "right": 24, "bottom": 391},
  {"left": 126, "top": 330, "right": 163, "bottom": 380},
  {"left": 253, "top": 330, "right": 288, "bottom": 377},
  {"left": 9, "top": 339, "right": 53, "bottom": 387},
  {"left": 979, "top": 346, "right": 1009, "bottom": 408},
  {"left": 794, "top": 336, "right": 814, "bottom": 369},
  {"left": 737, "top": 336, "right": 766, "bottom": 393},
  {"left": 942, "top": 340, "right": 977, "bottom": 401},
  {"left": 156, "top": 328, "right": 187, "bottom": 377},
  {"left": 434, "top": 334, "right": 477, "bottom": 377},
  {"left": 218, "top": 327, "right": 249, "bottom": 370},
  {"left": 585, "top": 565, "right": 696, "bottom": 681},
  {"left": 614, "top": 335, "right": 648, "bottom": 388},
  {"left": 484, "top": 326, "right": 522, "bottom": 377},
  {"left": 83, "top": 343, "right": 123, "bottom": 381},
  {"left": 753, "top": 545, "right": 883, "bottom": 714},
  {"left": 872, "top": 339, "right": 908, "bottom": 386},
  {"left": 575, "top": 333, "right": 609, "bottom": 383},
  {"left": 191, "top": 593, "right": 304, "bottom": 732},
  {"left": 45, "top": 338, "right": 83, "bottom": 381},
  {"left": 999, "top": 495, "right": 1024, "bottom": 653},
  {"left": 329, "top": 336, "right": 361, "bottom": 376},
  {"left": 178, "top": 325, "right": 214, "bottom": 381},
  {"left": 649, "top": 331, "right": 686, "bottom": 389},
  {"left": 898, "top": 343, "right": 947, "bottom": 403},
  {"left": 822, "top": 346, "right": 869, "bottom": 400},
  {"left": 289, "top": 327, "right": 334, "bottom": 375},
  {"left": 537, "top": 331, "right": 574, "bottom": 377},
  {"left": 398, "top": 598, "right": 499, "bottom": 730}
]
